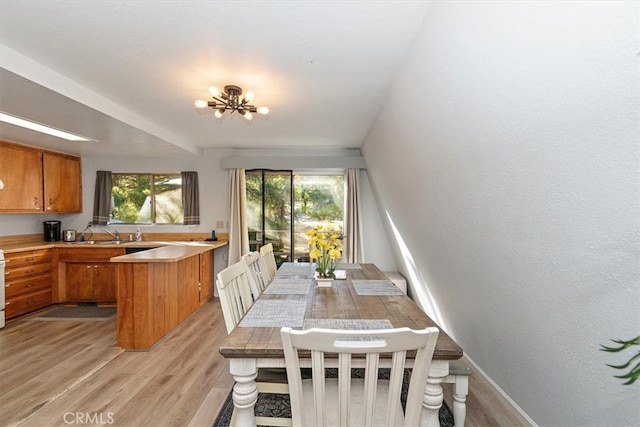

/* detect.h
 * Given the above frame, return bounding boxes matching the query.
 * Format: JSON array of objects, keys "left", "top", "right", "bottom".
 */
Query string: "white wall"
[{"left": 362, "top": 1, "right": 639, "bottom": 426}]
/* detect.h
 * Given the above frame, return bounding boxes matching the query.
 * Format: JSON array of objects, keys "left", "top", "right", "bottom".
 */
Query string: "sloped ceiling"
[{"left": 0, "top": 1, "right": 431, "bottom": 157}]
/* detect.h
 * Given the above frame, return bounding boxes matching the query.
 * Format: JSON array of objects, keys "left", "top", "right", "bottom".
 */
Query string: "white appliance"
[{"left": 0, "top": 249, "right": 5, "bottom": 328}]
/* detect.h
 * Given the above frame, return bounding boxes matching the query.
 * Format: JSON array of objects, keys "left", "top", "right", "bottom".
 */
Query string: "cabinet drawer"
[
  {"left": 5, "top": 262, "right": 52, "bottom": 281},
  {"left": 5, "top": 249, "right": 52, "bottom": 268},
  {"left": 57, "top": 248, "right": 125, "bottom": 262},
  {"left": 6, "top": 289, "right": 53, "bottom": 319},
  {"left": 5, "top": 274, "right": 52, "bottom": 299}
]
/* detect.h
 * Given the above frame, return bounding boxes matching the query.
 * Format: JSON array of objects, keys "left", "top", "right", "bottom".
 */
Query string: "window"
[
  {"left": 246, "top": 170, "right": 344, "bottom": 264},
  {"left": 111, "top": 173, "right": 183, "bottom": 224}
]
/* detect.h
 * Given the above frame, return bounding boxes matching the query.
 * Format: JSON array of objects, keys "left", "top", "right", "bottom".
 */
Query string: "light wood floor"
[{"left": 1, "top": 300, "right": 530, "bottom": 426}]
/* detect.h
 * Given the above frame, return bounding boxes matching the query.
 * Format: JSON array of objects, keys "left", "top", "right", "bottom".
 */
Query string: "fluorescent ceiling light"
[{"left": 0, "top": 112, "right": 95, "bottom": 142}]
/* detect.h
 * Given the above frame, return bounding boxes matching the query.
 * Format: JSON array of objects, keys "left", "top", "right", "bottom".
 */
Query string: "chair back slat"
[
  {"left": 216, "top": 261, "right": 255, "bottom": 333},
  {"left": 338, "top": 353, "right": 351, "bottom": 426},
  {"left": 242, "top": 251, "right": 268, "bottom": 299},
  {"left": 259, "top": 243, "right": 278, "bottom": 282},
  {"left": 280, "top": 326, "right": 439, "bottom": 427}
]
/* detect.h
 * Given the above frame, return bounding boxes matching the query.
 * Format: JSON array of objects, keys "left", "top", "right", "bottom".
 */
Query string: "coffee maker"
[{"left": 43, "top": 220, "right": 61, "bottom": 242}]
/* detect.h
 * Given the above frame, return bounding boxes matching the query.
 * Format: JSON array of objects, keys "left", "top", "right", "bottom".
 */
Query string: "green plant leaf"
[
  {"left": 601, "top": 335, "right": 640, "bottom": 385},
  {"left": 600, "top": 335, "right": 640, "bottom": 352},
  {"left": 606, "top": 352, "right": 640, "bottom": 370}
]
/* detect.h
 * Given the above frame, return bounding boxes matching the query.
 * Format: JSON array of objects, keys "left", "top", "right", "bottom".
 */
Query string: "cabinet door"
[
  {"left": 0, "top": 141, "right": 43, "bottom": 211},
  {"left": 66, "top": 264, "right": 94, "bottom": 301},
  {"left": 43, "top": 152, "right": 82, "bottom": 213},
  {"left": 93, "top": 264, "right": 116, "bottom": 302}
]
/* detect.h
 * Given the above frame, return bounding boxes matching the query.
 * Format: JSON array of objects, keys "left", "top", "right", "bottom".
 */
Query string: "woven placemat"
[
  {"left": 352, "top": 280, "right": 404, "bottom": 296},
  {"left": 263, "top": 279, "right": 313, "bottom": 295},
  {"left": 239, "top": 299, "right": 307, "bottom": 328},
  {"left": 303, "top": 318, "right": 393, "bottom": 330},
  {"left": 303, "top": 319, "right": 394, "bottom": 342},
  {"left": 276, "top": 263, "right": 315, "bottom": 277},
  {"left": 335, "top": 263, "right": 362, "bottom": 270}
]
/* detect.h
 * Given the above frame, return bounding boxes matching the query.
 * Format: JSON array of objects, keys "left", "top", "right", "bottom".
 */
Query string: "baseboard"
[{"left": 462, "top": 353, "right": 538, "bottom": 426}]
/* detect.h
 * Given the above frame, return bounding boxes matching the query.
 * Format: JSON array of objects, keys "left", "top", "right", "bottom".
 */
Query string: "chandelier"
[{"left": 194, "top": 85, "right": 269, "bottom": 120}]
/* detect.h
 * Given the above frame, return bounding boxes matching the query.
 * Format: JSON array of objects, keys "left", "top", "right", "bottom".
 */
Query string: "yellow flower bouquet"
[{"left": 306, "top": 224, "right": 343, "bottom": 279}]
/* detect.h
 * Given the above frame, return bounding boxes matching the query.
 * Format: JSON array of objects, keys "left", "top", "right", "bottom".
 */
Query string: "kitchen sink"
[{"left": 67, "top": 240, "right": 133, "bottom": 245}]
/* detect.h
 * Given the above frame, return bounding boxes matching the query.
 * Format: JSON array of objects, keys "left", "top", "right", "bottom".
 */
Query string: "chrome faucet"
[{"left": 101, "top": 228, "right": 120, "bottom": 241}]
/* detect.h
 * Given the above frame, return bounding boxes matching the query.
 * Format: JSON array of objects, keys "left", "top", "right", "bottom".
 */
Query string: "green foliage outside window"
[{"left": 111, "top": 174, "right": 183, "bottom": 224}]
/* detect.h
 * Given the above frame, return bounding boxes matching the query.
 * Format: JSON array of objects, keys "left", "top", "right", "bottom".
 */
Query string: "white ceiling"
[{"left": 0, "top": 1, "right": 430, "bottom": 158}]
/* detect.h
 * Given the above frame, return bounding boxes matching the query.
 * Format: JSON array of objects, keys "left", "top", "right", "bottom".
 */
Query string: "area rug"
[
  {"left": 30, "top": 305, "right": 116, "bottom": 321},
  {"left": 213, "top": 369, "right": 455, "bottom": 426}
]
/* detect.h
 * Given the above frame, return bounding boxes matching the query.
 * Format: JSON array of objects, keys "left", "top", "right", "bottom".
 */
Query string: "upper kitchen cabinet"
[
  {"left": 0, "top": 141, "right": 43, "bottom": 211},
  {"left": 0, "top": 140, "right": 82, "bottom": 213},
  {"left": 43, "top": 151, "right": 82, "bottom": 213}
]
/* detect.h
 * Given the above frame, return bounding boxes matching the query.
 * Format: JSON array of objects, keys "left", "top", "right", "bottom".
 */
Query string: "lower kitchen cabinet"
[
  {"left": 4, "top": 249, "right": 53, "bottom": 318},
  {"left": 66, "top": 263, "right": 116, "bottom": 302},
  {"left": 57, "top": 247, "right": 123, "bottom": 303}
]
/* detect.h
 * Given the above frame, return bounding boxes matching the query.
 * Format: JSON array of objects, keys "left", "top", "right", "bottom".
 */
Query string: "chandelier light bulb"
[
  {"left": 245, "top": 112, "right": 253, "bottom": 120},
  {"left": 244, "top": 91, "right": 255, "bottom": 102},
  {"left": 214, "top": 110, "right": 223, "bottom": 119},
  {"left": 209, "top": 86, "right": 220, "bottom": 97},
  {"left": 194, "top": 99, "right": 208, "bottom": 109},
  {"left": 257, "top": 106, "right": 270, "bottom": 115}
]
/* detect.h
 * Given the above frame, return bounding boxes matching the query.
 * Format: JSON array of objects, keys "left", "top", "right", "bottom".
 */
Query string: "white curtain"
[
  {"left": 345, "top": 168, "right": 364, "bottom": 262},
  {"left": 228, "top": 169, "right": 249, "bottom": 264}
]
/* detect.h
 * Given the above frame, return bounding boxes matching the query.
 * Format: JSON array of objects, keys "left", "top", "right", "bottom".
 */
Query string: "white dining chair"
[
  {"left": 215, "top": 261, "right": 256, "bottom": 334},
  {"left": 280, "top": 326, "right": 440, "bottom": 427},
  {"left": 241, "top": 251, "right": 269, "bottom": 300},
  {"left": 259, "top": 242, "right": 278, "bottom": 282},
  {"left": 216, "top": 261, "right": 292, "bottom": 426}
]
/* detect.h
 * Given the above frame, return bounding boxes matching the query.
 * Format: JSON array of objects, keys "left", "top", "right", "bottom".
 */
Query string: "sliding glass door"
[
  {"left": 246, "top": 170, "right": 344, "bottom": 266},
  {"left": 246, "top": 170, "right": 292, "bottom": 265}
]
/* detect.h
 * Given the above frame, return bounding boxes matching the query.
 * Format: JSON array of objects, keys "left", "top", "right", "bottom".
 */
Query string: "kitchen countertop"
[
  {"left": 0, "top": 239, "right": 227, "bottom": 254},
  {"left": 110, "top": 240, "right": 227, "bottom": 263}
]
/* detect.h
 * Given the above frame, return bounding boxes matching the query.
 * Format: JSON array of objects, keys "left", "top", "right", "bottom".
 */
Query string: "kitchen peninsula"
[{"left": 110, "top": 240, "right": 227, "bottom": 350}]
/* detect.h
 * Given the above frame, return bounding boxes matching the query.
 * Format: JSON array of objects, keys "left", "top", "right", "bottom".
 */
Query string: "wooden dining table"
[{"left": 218, "top": 262, "right": 463, "bottom": 427}]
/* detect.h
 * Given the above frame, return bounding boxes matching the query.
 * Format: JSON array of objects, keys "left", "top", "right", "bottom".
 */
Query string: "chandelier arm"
[
  {"left": 209, "top": 96, "right": 227, "bottom": 104},
  {"left": 237, "top": 104, "right": 257, "bottom": 111}
]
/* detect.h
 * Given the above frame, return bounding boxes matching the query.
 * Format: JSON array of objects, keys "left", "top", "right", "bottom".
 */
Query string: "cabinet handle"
[{"left": 34, "top": 196, "right": 38, "bottom": 206}]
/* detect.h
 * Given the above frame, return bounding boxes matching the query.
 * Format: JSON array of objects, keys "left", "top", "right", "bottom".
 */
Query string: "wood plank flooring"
[{"left": 1, "top": 299, "right": 530, "bottom": 426}]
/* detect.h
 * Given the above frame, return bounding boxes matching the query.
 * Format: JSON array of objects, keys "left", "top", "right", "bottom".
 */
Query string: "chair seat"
[{"left": 300, "top": 378, "right": 404, "bottom": 426}]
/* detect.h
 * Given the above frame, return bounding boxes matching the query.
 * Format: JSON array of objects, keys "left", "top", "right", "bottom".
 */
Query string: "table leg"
[
  {"left": 422, "top": 360, "right": 449, "bottom": 426},
  {"left": 452, "top": 373, "right": 469, "bottom": 427},
  {"left": 229, "top": 358, "right": 258, "bottom": 427}
]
